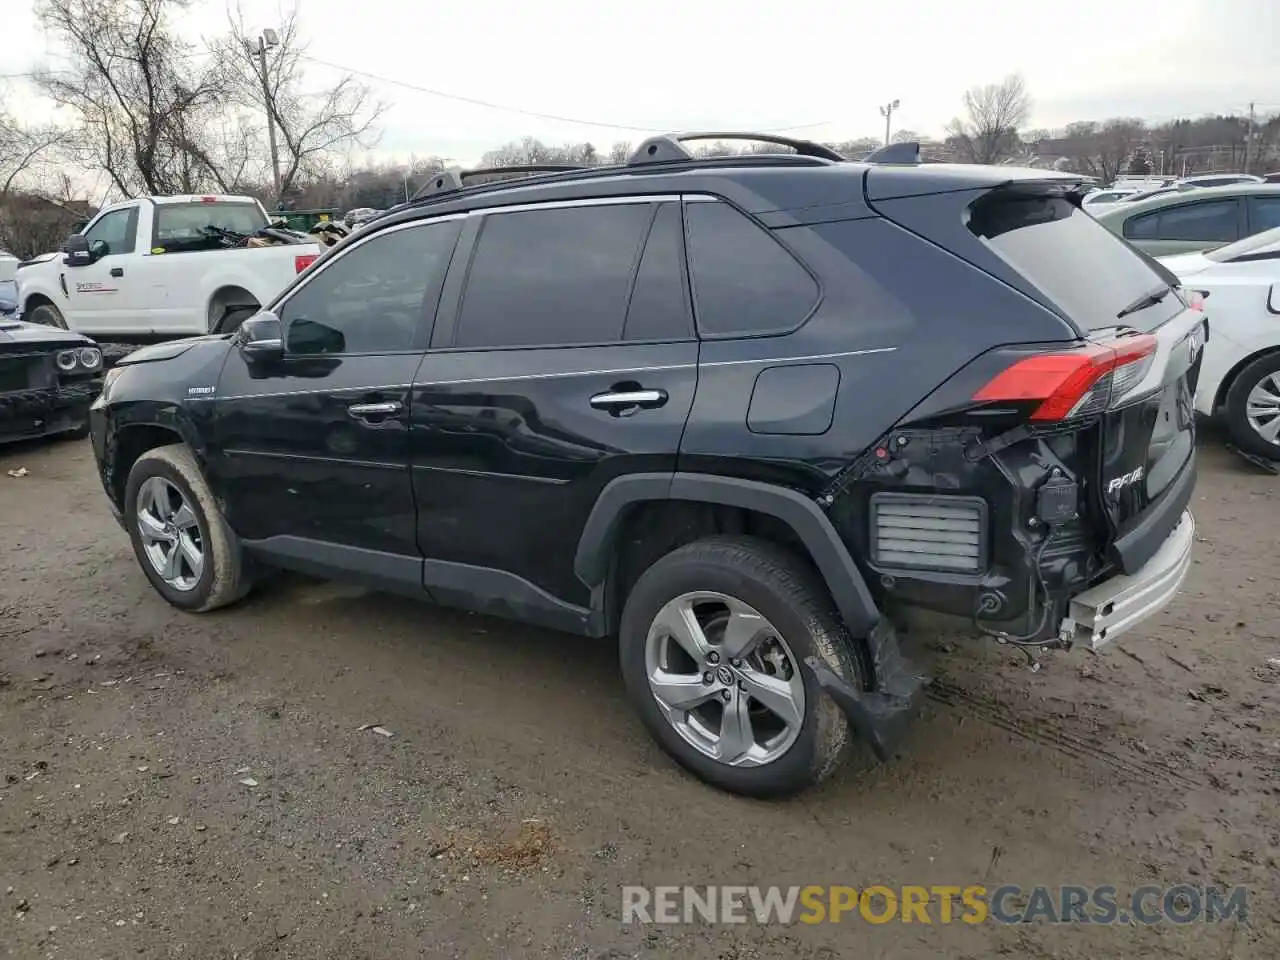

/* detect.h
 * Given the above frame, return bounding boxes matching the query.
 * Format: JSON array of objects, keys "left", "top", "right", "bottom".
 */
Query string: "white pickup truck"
[{"left": 15, "top": 195, "right": 323, "bottom": 338}]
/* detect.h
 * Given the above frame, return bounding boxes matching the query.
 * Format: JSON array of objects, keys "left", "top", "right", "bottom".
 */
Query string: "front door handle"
[
  {"left": 110, "top": 267, "right": 124, "bottom": 278},
  {"left": 347, "top": 400, "right": 403, "bottom": 419},
  {"left": 589, "top": 389, "right": 668, "bottom": 411}
]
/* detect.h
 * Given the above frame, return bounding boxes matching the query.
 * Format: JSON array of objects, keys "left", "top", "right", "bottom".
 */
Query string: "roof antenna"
[{"left": 863, "top": 141, "right": 921, "bottom": 165}]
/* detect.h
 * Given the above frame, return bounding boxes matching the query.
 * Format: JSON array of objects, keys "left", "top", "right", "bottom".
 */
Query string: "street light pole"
[
  {"left": 249, "top": 29, "right": 282, "bottom": 205},
  {"left": 879, "top": 99, "right": 900, "bottom": 146}
]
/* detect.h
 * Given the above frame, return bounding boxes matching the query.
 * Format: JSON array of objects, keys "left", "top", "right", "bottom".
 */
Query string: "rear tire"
[
  {"left": 27, "top": 303, "right": 67, "bottom": 329},
  {"left": 618, "top": 535, "right": 869, "bottom": 798},
  {"left": 124, "top": 443, "right": 250, "bottom": 612},
  {"left": 1223, "top": 352, "right": 1280, "bottom": 460}
]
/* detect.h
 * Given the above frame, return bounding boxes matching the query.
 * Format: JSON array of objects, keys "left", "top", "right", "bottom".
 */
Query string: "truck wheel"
[
  {"left": 27, "top": 303, "right": 68, "bottom": 329},
  {"left": 124, "top": 443, "right": 251, "bottom": 612},
  {"left": 1223, "top": 352, "right": 1280, "bottom": 461},
  {"left": 618, "top": 535, "right": 869, "bottom": 797}
]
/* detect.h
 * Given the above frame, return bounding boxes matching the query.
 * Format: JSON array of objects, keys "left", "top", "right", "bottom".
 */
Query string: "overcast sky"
[{"left": 4, "top": 0, "right": 1278, "bottom": 167}]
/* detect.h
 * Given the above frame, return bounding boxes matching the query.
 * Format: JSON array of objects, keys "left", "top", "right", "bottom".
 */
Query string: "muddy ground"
[{"left": 1, "top": 430, "right": 1277, "bottom": 959}]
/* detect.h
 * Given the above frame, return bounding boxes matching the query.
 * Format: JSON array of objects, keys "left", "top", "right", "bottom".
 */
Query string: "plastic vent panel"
[{"left": 869, "top": 493, "right": 988, "bottom": 574}]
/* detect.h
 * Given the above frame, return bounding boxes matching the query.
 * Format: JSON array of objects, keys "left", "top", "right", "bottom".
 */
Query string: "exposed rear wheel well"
[
  {"left": 605, "top": 499, "right": 814, "bottom": 634},
  {"left": 112, "top": 425, "right": 186, "bottom": 506},
  {"left": 207, "top": 286, "right": 260, "bottom": 334},
  {"left": 1214, "top": 345, "right": 1280, "bottom": 411}
]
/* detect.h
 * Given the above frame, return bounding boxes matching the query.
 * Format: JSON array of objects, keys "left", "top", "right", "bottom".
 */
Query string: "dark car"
[
  {"left": 1, "top": 285, "right": 104, "bottom": 444},
  {"left": 88, "top": 134, "right": 1202, "bottom": 797}
]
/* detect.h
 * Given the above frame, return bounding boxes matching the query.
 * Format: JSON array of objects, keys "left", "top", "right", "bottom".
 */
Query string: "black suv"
[{"left": 89, "top": 134, "right": 1203, "bottom": 797}]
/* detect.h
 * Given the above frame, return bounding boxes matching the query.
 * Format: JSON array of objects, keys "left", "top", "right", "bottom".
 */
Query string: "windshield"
[
  {"left": 153, "top": 202, "right": 267, "bottom": 247},
  {"left": 1205, "top": 225, "right": 1280, "bottom": 262},
  {"left": 969, "top": 192, "right": 1182, "bottom": 332}
]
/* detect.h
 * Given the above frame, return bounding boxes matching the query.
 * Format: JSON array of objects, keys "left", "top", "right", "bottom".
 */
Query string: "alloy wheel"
[
  {"left": 136, "top": 476, "right": 204, "bottom": 592},
  {"left": 1246, "top": 371, "right": 1280, "bottom": 446},
  {"left": 644, "top": 591, "right": 806, "bottom": 767}
]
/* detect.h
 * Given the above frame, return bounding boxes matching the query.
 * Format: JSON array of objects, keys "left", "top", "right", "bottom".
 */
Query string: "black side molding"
[{"left": 574, "top": 472, "right": 881, "bottom": 638}]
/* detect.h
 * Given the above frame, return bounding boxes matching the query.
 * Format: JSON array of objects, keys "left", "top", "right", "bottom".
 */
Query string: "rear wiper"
[{"left": 1117, "top": 283, "right": 1172, "bottom": 319}]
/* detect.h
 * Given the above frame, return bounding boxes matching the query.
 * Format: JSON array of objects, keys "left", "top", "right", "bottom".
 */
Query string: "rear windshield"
[
  {"left": 153, "top": 202, "right": 266, "bottom": 246},
  {"left": 968, "top": 193, "right": 1180, "bottom": 332}
]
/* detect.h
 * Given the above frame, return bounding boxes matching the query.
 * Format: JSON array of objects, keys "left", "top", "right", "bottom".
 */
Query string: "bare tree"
[
  {"left": 0, "top": 105, "right": 67, "bottom": 210},
  {"left": 946, "top": 74, "right": 1032, "bottom": 165},
  {"left": 1055, "top": 118, "right": 1148, "bottom": 182},
  {"left": 890, "top": 129, "right": 920, "bottom": 144},
  {"left": 213, "top": 5, "right": 386, "bottom": 202},
  {"left": 33, "top": 0, "right": 231, "bottom": 196}
]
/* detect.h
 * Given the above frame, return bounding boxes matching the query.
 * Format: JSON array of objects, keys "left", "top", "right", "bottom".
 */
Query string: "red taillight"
[
  {"left": 295, "top": 253, "right": 318, "bottom": 273},
  {"left": 973, "top": 335, "right": 1158, "bottom": 421},
  {"left": 199, "top": 196, "right": 217, "bottom": 203}
]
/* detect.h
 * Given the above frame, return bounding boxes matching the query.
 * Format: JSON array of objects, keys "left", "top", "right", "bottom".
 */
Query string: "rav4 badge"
[{"left": 1106, "top": 467, "right": 1145, "bottom": 495}]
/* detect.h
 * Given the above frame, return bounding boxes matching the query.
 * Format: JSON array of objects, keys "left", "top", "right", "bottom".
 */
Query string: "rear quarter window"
[{"left": 684, "top": 199, "right": 819, "bottom": 338}]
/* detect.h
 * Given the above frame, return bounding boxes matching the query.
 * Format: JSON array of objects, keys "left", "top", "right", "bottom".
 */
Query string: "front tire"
[
  {"left": 124, "top": 443, "right": 250, "bottom": 612},
  {"left": 1223, "top": 352, "right": 1280, "bottom": 460},
  {"left": 27, "top": 303, "right": 67, "bottom": 329},
  {"left": 618, "top": 536, "right": 869, "bottom": 798},
  {"left": 60, "top": 420, "right": 91, "bottom": 441}
]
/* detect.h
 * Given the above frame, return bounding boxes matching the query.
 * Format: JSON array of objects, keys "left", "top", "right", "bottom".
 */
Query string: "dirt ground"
[{"left": 1, "top": 428, "right": 1277, "bottom": 959}]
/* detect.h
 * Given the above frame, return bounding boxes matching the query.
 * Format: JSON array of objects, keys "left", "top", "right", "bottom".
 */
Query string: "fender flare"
[{"left": 574, "top": 472, "right": 881, "bottom": 637}]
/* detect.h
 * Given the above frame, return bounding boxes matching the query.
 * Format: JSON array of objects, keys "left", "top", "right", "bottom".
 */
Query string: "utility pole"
[
  {"left": 1246, "top": 101, "right": 1256, "bottom": 174},
  {"left": 248, "top": 29, "right": 282, "bottom": 205},
  {"left": 879, "top": 99, "right": 900, "bottom": 146}
]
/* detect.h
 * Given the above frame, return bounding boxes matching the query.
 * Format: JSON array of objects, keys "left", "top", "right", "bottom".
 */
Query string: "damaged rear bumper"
[
  {"left": 806, "top": 618, "right": 928, "bottom": 761},
  {"left": 1058, "top": 509, "right": 1195, "bottom": 651}
]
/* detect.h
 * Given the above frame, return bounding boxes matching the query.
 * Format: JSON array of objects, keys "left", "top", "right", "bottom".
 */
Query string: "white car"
[
  {"left": 14, "top": 195, "right": 323, "bottom": 338},
  {"left": 1159, "top": 228, "right": 1280, "bottom": 459},
  {"left": 0, "top": 250, "right": 17, "bottom": 283},
  {"left": 1082, "top": 187, "right": 1144, "bottom": 211}
]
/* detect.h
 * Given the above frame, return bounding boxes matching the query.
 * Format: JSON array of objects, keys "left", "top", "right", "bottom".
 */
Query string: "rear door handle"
[
  {"left": 589, "top": 389, "right": 667, "bottom": 411},
  {"left": 110, "top": 267, "right": 124, "bottom": 278},
  {"left": 347, "top": 400, "right": 403, "bottom": 418}
]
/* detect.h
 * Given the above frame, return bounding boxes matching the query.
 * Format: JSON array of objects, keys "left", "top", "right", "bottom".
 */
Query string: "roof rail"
[
  {"left": 628, "top": 132, "right": 846, "bottom": 166},
  {"left": 862, "top": 141, "right": 921, "bottom": 165},
  {"left": 410, "top": 163, "right": 586, "bottom": 201}
]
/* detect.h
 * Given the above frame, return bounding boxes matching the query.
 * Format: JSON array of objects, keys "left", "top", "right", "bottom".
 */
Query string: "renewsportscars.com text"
[{"left": 621, "top": 884, "right": 1249, "bottom": 925}]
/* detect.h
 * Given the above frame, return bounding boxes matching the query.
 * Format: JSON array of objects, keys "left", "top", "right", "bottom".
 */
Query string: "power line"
[
  {"left": 4, "top": 58, "right": 836, "bottom": 135},
  {"left": 295, "top": 54, "right": 834, "bottom": 135}
]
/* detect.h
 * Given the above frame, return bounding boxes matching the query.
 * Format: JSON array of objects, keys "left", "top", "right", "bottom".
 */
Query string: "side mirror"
[
  {"left": 237, "top": 312, "right": 284, "bottom": 362},
  {"left": 62, "top": 234, "right": 94, "bottom": 267}
]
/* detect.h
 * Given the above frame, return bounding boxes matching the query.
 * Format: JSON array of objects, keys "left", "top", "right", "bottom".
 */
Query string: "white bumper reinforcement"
[{"left": 1058, "top": 510, "right": 1195, "bottom": 651}]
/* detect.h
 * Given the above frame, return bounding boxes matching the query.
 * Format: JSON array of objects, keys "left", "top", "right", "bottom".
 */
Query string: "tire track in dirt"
[{"left": 927, "top": 678, "right": 1203, "bottom": 790}]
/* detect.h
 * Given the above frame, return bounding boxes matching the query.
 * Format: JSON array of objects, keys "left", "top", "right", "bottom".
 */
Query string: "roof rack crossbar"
[
  {"left": 410, "top": 163, "right": 586, "bottom": 201},
  {"left": 862, "top": 141, "right": 922, "bottom": 165},
  {"left": 628, "top": 132, "right": 846, "bottom": 166}
]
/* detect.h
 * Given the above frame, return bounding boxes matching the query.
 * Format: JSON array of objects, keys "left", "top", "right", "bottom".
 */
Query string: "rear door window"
[
  {"left": 1246, "top": 196, "right": 1280, "bottom": 233},
  {"left": 1152, "top": 200, "right": 1240, "bottom": 243},
  {"left": 684, "top": 199, "right": 819, "bottom": 337},
  {"left": 453, "top": 203, "right": 652, "bottom": 349},
  {"left": 969, "top": 193, "right": 1179, "bottom": 332}
]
